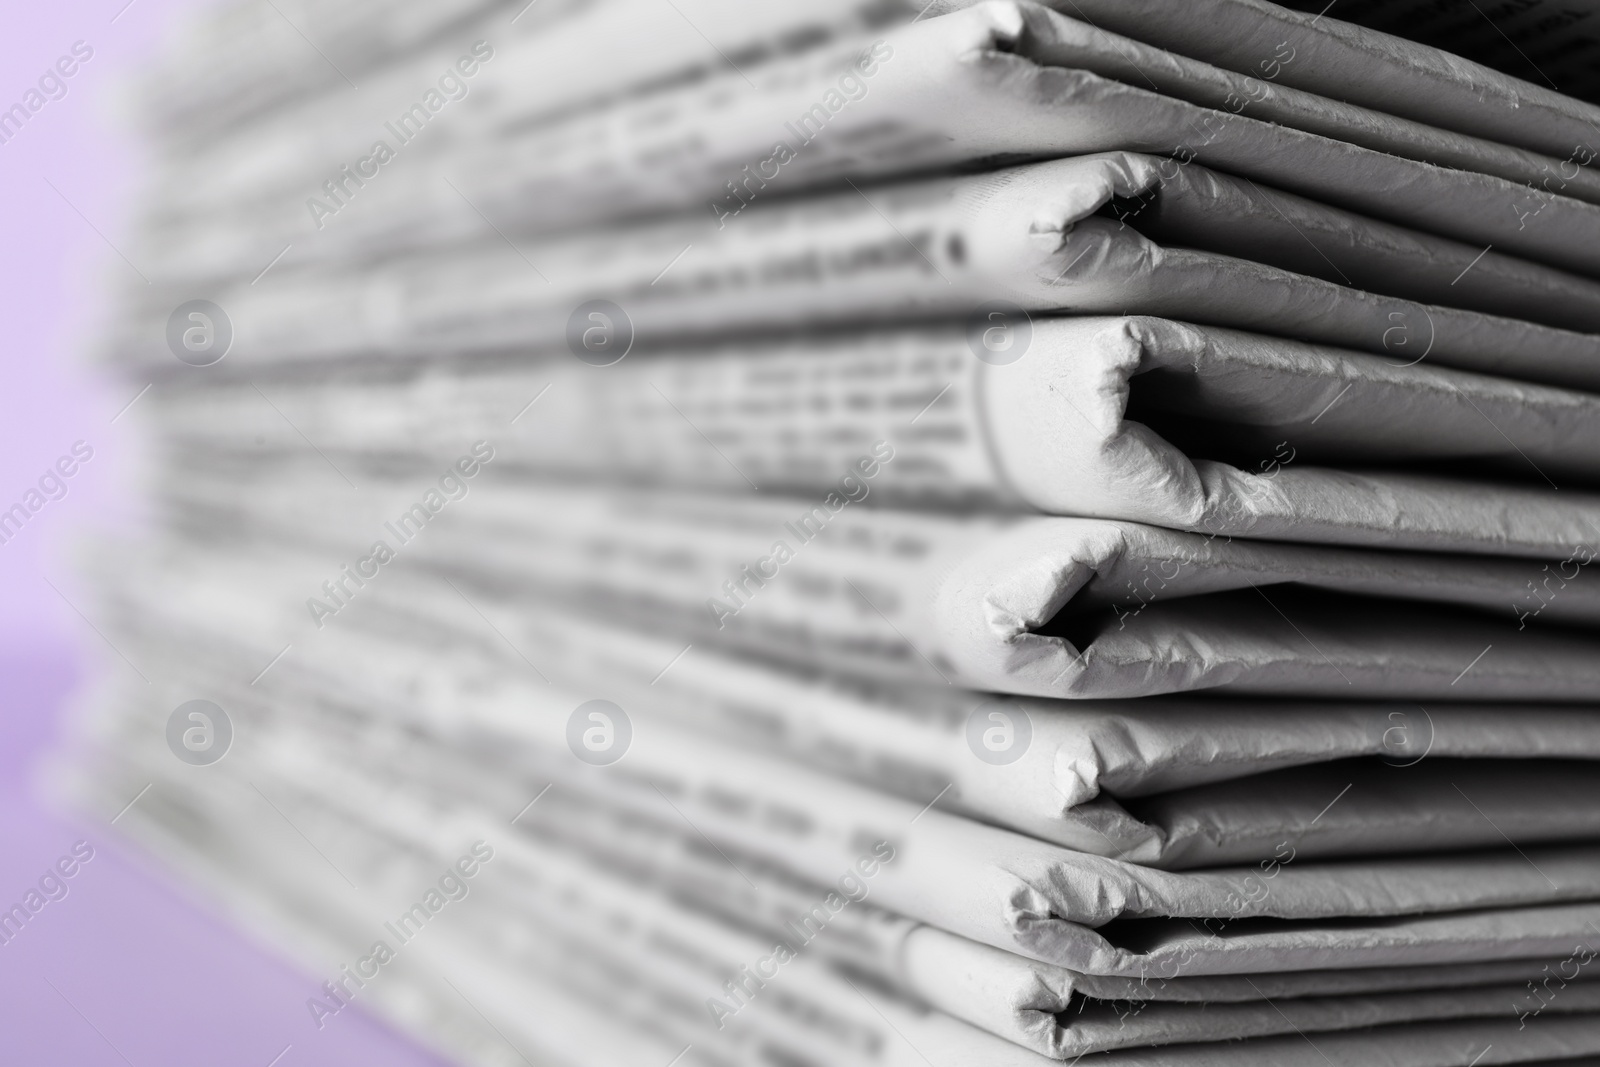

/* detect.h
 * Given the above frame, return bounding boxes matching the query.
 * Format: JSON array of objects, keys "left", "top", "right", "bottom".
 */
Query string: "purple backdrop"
[{"left": 0, "top": 3, "right": 450, "bottom": 1063}]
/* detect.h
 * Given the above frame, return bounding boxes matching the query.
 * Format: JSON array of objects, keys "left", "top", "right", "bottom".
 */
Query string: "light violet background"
[{"left": 0, "top": 2, "right": 449, "bottom": 1063}]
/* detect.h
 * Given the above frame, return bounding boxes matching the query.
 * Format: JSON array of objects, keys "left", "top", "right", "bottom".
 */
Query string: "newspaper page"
[
  {"left": 114, "top": 155, "right": 1600, "bottom": 420},
  {"left": 85, "top": 540, "right": 1600, "bottom": 872},
  {"left": 146, "top": 309, "right": 1600, "bottom": 559},
  {"left": 65, "top": 625, "right": 1600, "bottom": 1061},
  {"left": 134, "top": 3, "right": 1600, "bottom": 287},
  {"left": 151, "top": 467, "right": 1600, "bottom": 699}
]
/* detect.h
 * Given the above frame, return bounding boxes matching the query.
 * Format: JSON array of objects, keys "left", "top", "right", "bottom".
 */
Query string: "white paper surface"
[
  {"left": 114, "top": 151, "right": 1600, "bottom": 431},
  {"left": 61, "top": 580, "right": 1600, "bottom": 983},
  {"left": 73, "top": 0, "right": 1600, "bottom": 1059},
  {"left": 150, "top": 309, "right": 1600, "bottom": 560},
  {"left": 85, "top": 536, "right": 1600, "bottom": 871},
  {"left": 109, "top": 758, "right": 1600, "bottom": 1066},
  {"left": 63, "top": 624, "right": 1600, "bottom": 1061},
  {"left": 136, "top": 3, "right": 1600, "bottom": 289},
  {"left": 150, "top": 462, "right": 1600, "bottom": 699}
]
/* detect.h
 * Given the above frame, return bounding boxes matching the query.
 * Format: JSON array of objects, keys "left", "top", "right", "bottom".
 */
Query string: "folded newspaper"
[
  {"left": 88, "top": 748, "right": 1600, "bottom": 1065},
  {"left": 58, "top": 589, "right": 1600, "bottom": 1060},
  {"left": 65, "top": 0, "right": 1600, "bottom": 1062},
  {"left": 68, "top": 700, "right": 1600, "bottom": 1060},
  {"left": 61, "top": 632, "right": 1600, "bottom": 985},
  {"left": 117, "top": 154, "right": 1600, "bottom": 420},
  {"left": 135, "top": 3, "right": 1600, "bottom": 286},
  {"left": 149, "top": 467, "right": 1600, "bottom": 699},
  {"left": 151, "top": 311, "right": 1600, "bottom": 559},
  {"left": 85, "top": 540, "right": 1600, "bottom": 869}
]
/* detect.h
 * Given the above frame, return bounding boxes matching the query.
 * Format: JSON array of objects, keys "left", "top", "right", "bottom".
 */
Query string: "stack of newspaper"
[{"left": 62, "top": 1, "right": 1600, "bottom": 1064}]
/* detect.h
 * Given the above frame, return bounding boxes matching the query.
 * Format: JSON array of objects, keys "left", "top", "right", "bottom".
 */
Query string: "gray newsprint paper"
[
  {"left": 80, "top": 0, "right": 1600, "bottom": 1062},
  {"left": 61, "top": 555, "right": 1600, "bottom": 982},
  {"left": 158, "top": 469, "right": 1600, "bottom": 699},
  {"left": 954, "top": 0, "right": 1600, "bottom": 162},
  {"left": 66, "top": 628, "right": 1600, "bottom": 1061},
  {"left": 154, "top": 308, "right": 1600, "bottom": 558},
  {"left": 136, "top": 0, "right": 927, "bottom": 275},
  {"left": 99, "top": 758, "right": 1600, "bottom": 1066},
  {"left": 90, "top": 541, "right": 1600, "bottom": 869},
  {"left": 72, "top": 627, "right": 1600, "bottom": 1011},
  {"left": 115, "top": 153, "right": 1600, "bottom": 426},
  {"left": 138, "top": 3, "right": 1600, "bottom": 287}
]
